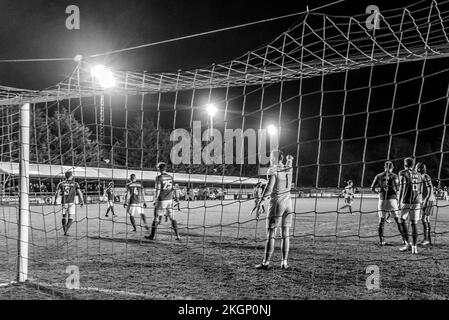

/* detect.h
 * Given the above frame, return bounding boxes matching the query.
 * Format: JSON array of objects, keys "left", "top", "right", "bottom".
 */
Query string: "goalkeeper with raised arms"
[{"left": 252, "top": 150, "right": 294, "bottom": 270}]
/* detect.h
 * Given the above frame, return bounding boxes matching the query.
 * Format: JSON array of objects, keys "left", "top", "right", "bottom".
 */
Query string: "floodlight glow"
[
  {"left": 206, "top": 104, "right": 218, "bottom": 117},
  {"left": 91, "top": 65, "right": 116, "bottom": 89},
  {"left": 267, "top": 124, "right": 278, "bottom": 136}
]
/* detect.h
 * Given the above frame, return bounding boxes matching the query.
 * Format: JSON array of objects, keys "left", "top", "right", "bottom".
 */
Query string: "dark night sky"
[
  {"left": 0, "top": 0, "right": 417, "bottom": 89},
  {"left": 2, "top": 0, "right": 448, "bottom": 186}
]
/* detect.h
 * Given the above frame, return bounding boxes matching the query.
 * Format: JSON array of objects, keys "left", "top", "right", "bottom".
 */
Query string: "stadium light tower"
[
  {"left": 91, "top": 65, "right": 116, "bottom": 162},
  {"left": 91, "top": 65, "right": 116, "bottom": 89}
]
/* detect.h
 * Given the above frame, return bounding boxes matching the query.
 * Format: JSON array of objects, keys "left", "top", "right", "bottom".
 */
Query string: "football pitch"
[{"left": 1, "top": 197, "right": 449, "bottom": 300}]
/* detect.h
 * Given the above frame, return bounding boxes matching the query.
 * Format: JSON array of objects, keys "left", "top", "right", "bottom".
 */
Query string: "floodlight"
[{"left": 91, "top": 65, "right": 116, "bottom": 89}]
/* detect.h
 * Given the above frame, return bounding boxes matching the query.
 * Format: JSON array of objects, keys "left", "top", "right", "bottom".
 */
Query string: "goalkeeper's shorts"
[
  {"left": 378, "top": 199, "right": 399, "bottom": 219},
  {"left": 400, "top": 203, "right": 421, "bottom": 221},
  {"left": 267, "top": 198, "right": 293, "bottom": 229}
]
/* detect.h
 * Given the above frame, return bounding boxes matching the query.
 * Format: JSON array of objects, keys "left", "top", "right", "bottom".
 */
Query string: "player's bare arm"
[
  {"left": 124, "top": 186, "right": 130, "bottom": 208},
  {"left": 77, "top": 186, "right": 84, "bottom": 207},
  {"left": 370, "top": 175, "right": 380, "bottom": 194},
  {"left": 53, "top": 183, "right": 61, "bottom": 205}
]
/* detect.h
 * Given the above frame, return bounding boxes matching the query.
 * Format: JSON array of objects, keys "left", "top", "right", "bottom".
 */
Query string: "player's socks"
[
  {"left": 422, "top": 220, "right": 428, "bottom": 242},
  {"left": 149, "top": 220, "right": 158, "bottom": 239},
  {"left": 171, "top": 220, "right": 180, "bottom": 240},
  {"left": 61, "top": 218, "right": 67, "bottom": 234},
  {"left": 140, "top": 214, "right": 149, "bottom": 231},
  {"left": 427, "top": 222, "right": 432, "bottom": 244},
  {"left": 110, "top": 207, "right": 116, "bottom": 217},
  {"left": 411, "top": 222, "right": 418, "bottom": 246},
  {"left": 130, "top": 216, "right": 137, "bottom": 231},
  {"left": 401, "top": 220, "right": 410, "bottom": 244},
  {"left": 66, "top": 218, "right": 74, "bottom": 235},
  {"left": 105, "top": 207, "right": 111, "bottom": 217},
  {"left": 264, "top": 237, "right": 275, "bottom": 264},
  {"left": 378, "top": 219, "right": 385, "bottom": 244},
  {"left": 281, "top": 230, "right": 290, "bottom": 265}
]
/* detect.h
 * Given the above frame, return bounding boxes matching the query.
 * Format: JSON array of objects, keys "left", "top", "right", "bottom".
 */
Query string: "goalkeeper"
[{"left": 252, "top": 150, "right": 294, "bottom": 270}]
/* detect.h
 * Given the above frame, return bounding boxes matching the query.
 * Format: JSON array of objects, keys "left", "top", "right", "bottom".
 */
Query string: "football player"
[
  {"left": 124, "top": 174, "right": 148, "bottom": 232},
  {"left": 104, "top": 181, "right": 117, "bottom": 218},
  {"left": 416, "top": 163, "right": 435, "bottom": 246},
  {"left": 339, "top": 180, "right": 354, "bottom": 214},
  {"left": 370, "top": 161, "right": 405, "bottom": 246},
  {"left": 173, "top": 183, "right": 182, "bottom": 212},
  {"left": 54, "top": 171, "right": 84, "bottom": 236},
  {"left": 253, "top": 150, "right": 294, "bottom": 270},
  {"left": 398, "top": 157, "right": 423, "bottom": 254},
  {"left": 146, "top": 162, "right": 180, "bottom": 241},
  {"left": 252, "top": 182, "right": 266, "bottom": 215}
]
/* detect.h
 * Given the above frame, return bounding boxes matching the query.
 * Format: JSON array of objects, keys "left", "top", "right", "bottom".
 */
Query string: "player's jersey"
[
  {"left": 173, "top": 188, "right": 182, "bottom": 200},
  {"left": 371, "top": 171, "right": 399, "bottom": 200},
  {"left": 344, "top": 186, "right": 354, "bottom": 198},
  {"left": 267, "top": 163, "right": 293, "bottom": 202},
  {"left": 105, "top": 187, "right": 114, "bottom": 201},
  {"left": 399, "top": 169, "right": 423, "bottom": 204},
  {"left": 155, "top": 173, "right": 174, "bottom": 201},
  {"left": 57, "top": 180, "right": 80, "bottom": 204},
  {"left": 126, "top": 181, "right": 145, "bottom": 205},
  {"left": 421, "top": 173, "right": 435, "bottom": 202}
]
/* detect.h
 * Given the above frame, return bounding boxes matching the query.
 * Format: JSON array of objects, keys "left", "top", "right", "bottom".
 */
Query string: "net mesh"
[{"left": 1, "top": 0, "right": 449, "bottom": 299}]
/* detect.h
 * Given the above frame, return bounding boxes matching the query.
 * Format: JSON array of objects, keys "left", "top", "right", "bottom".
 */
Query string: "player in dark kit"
[
  {"left": 146, "top": 162, "right": 181, "bottom": 241},
  {"left": 371, "top": 161, "right": 404, "bottom": 246},
  {"left": 104, "top": 182, "right": 117, "bottom": 218},
  {"left": 416, "top": 163, "right": 435, "bottom": 246},
  {"left": 54, "top": 171, "right": 84, "bottom": 236},
  {"left": 398, "top": 158, "right": 423, "bottom": 254},
  {"left": 124, "top": 174, "right": 148, "bottom": 232}
]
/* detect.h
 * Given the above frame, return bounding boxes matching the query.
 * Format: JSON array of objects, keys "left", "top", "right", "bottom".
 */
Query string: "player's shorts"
[
  {"left": 155, "top": 200, "right": 174, "bottom": 219},
  {"left": 344, "top": 196, "right": 354, "bottom": 205},
  {"left": 400, "top": 203, "right": 421, "bottom": 221},
  {"left": 107, "top": 200, "right": 114, "bottom": 207},
  {"left": 62, "top": 203, "right": 76, "bottom": 217},
  {"left": 378, "top": 199, "right": 400, "bottom": 219},
  {"left": 267, "top": 198, "right": 293, "bottom": 229},
  {"left": 422, "top": 200, "right": 436, "bottom": 217},
  {"left": 127, "top": 204, "right": 143, "bottom": 217}
]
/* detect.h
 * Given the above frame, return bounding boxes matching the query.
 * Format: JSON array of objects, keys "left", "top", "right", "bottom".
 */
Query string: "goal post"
[{"left": 17, "top": 102, "right": 30, "bottom": 283}]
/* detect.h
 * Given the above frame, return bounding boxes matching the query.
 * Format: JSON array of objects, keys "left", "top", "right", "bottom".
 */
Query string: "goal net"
[{"left": 1, "top": 0, "right": 449, "bottom": 299}]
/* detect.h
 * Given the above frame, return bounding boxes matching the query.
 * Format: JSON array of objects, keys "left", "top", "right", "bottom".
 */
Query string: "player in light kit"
[
  {"left": 146, "top": 162, "right": 181, "bottom": 241},
  {"left": 253, "top": 150, "right": 294, "bottom": 270},
  {"left": 124, "top": 174, "right": 148, "bottom": 232},
  {"left": 339, "top": 180, "right": 354, "bottom": 214},
  {"left": 173, "top": 183, "right": 182, "bottom": 212},
  {"left": 398, "top": 157, "right": 423, "bottom": 254},
  {"left": 252, "top": 182, "right": 266, "bottom": 215},
  {"left": 104, "top": 182, "right": 117, "bottom": 218},
  {"left": 415, "top": 163, "right": 435, "bottom": 246},
  {"left": 54, "top": 171, "right": 84, "bottom": 236},
  {"left": 370, "top": 161, "right": 405, "bottom": 246}
]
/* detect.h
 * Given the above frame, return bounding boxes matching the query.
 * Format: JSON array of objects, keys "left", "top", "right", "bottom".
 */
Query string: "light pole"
[{"left": 91, "top": 65, "right": 115, "bottom": 163}]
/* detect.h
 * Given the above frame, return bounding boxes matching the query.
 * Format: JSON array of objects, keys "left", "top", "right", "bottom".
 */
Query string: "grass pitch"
[{"left": 1, "top": 197, "right": 449, "bottom": 299}]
